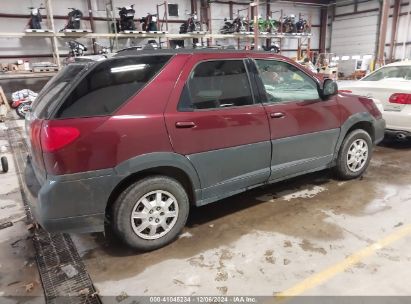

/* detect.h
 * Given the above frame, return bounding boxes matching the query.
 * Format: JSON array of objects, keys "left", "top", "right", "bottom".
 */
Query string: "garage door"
[{"left": 331, "top": 11, "right": 379, "bottom": 57}]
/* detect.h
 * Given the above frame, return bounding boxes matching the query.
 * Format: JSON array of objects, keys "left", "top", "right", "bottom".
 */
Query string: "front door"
[
  {"left": 165, "top": 55, "right": 271, "bottom": 203},
  {"left": 251, "top": 58, "right": 341, "bottom": 181}
]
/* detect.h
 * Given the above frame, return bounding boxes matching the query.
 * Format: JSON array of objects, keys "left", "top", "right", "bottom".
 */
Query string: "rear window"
[
  {"left": 362, "top": 66, "right": 411, "bottom": 81},
  {"left": 55, "top": 56, "right": 171, "bottom": 119},
  {"left": 32, "top": 64, "right": 87, "bottom": 119}
]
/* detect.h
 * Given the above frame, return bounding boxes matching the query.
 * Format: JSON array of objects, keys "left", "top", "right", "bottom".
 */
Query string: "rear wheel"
[
  {"left": 334, "top": 129, "right": 372, "bottom": 180},
  {"left": 112, "top": 176, "right": 189, "bottom": 251}
]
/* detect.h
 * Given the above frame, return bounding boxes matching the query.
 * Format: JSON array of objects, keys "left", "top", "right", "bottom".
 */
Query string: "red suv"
[{"left": 24, "top": 50, "right": 385, "bottom": 251}]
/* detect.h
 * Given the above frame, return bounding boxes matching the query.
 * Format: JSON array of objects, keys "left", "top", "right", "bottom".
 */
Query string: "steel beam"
[{"left": 377, "top": 0, "right": 390, "bottom": 66}]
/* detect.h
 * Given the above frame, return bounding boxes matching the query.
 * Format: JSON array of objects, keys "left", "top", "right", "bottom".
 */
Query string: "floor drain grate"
[
  {"left": 5, "top": 117, "right": 101, "bottom": 304},
  {"left": 34, "top": 231, "right": 101, "bottom": 304}
]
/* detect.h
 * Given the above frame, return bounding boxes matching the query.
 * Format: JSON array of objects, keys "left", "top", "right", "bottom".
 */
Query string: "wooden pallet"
[
  {"left": 148, "top": 31, "right": 168, "bottom": 34},
  {"left": 25, "top": 29, "right": 52, "bottom": 33},
  {"left": 33, "top": 67, "right": 59, "bottom": 73},
  {"left": 185, "top": 31, "right": 208, "bottom": 35},
  {"left": 62, "top": 29, "right": 92, "bottom": 33}
]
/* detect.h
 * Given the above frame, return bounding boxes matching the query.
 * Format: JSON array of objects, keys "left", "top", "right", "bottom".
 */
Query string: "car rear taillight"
[
  {"left": 338, "top": 90, "right": 352, "bottom": 93},
  {"left": 41, "top": 125, "right": 80, "bottom": 152},
  {"left": 30, "top": 121, "right": 42, "bottom": 150},
  {"left": 389, "top": 93, "right": 411, "bottom": 104}
]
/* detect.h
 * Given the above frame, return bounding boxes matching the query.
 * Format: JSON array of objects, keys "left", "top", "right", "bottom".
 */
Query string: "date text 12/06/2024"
[{"left": 149, "top": 296, "right": 258, "bottom": 303}]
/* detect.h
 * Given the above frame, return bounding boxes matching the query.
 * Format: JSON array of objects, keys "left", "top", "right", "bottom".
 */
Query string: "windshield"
[
  {"left": 32, "top": 64, "right": 88, "bottom": 119},
  {"left": 362, "top": 65, "right": 411, "bottom": 81}
]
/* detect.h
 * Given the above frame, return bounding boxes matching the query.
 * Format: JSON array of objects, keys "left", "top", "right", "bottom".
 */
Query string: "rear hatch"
[
  {"left": 26, "top": 63, "right": 90, "bottom": 183},
  {"left": 26, "top": 55, "right": 173, "bottom": 181}
]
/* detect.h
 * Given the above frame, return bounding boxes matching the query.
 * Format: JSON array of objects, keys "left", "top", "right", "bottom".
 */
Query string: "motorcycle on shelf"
[
  {"left": 282, "top": 14, "right": 296, "bottom": 33},
  {"left": 265, "top": 17, "right": 280, "bottom": 33},
  {"left": 220, "top": 16, "right": 248, "bottom": 34},
  {"left": 249, "top": 16, "right": 280, "bottom": 33},
  {"left": 60, "top": 8, "right": 83, "bottom": 31},
  {"left": 113, "top": 5, "right": 136, "bottom": 32},
  {"left": 94, "top": 42, "right": 110, "bottom": 55},
  {"left": 67, "top": 40, "right": 87, "bottom": 57},
  {"left": 179, "top": 11, "right": 202, "bottom": 33},
  {"left": 296, "top": 16, "right": 309, "bottom": 33},
  {"left": 262, "top": 42, "right": 281, "bottom": 53},
  {"left": 140, "top": 13, "right": 158, "bottom": 32},
  {"left": 27, "top": 6, "right": 45, "bottom": 29}
]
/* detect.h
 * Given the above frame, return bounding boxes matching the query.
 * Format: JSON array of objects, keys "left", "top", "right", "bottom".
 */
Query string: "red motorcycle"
[{"left": 11, "top": 89, "right": 37, "bottom": 118}]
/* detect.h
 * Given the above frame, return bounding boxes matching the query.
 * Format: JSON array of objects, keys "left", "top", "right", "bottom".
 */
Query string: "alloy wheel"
[
  {"left": 346, "top": 139, "right": 368, "bottom": 172},
  {"left": 130, "top": 190, "right": 179, "bottom": 240}
]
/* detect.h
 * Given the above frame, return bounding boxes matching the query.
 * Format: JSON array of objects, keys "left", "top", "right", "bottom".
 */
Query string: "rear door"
[
  {"left": 165, "top": 54, "right": 271, "bottom": 202},
  {"left": 250, "top": 57, "right": 341, "bottom": 181}
]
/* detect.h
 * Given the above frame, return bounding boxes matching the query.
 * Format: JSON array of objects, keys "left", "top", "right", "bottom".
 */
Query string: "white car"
[{"left": 339, "top": 61, "right": 411, "bottom": 140}]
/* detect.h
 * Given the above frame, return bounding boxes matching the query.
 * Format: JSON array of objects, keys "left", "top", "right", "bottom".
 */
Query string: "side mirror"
[{"left": 322, "top": 79, "right": 338, "bottom": 97}]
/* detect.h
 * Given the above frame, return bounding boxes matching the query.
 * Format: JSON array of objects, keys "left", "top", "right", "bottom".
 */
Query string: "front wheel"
[
  {"left": 334, "top": 129, "right": 373, "bottom": 180},
  {"left": 112, "top": 176, "right": 189, "bottom": 251}
]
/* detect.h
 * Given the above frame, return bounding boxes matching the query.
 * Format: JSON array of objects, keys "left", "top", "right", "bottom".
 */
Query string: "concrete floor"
[
  {"left": 71, "top": 138, "right": 411, "bottom": 298},
  {"left": 2, "top": 118, "right": 411, "bottom": 301}
]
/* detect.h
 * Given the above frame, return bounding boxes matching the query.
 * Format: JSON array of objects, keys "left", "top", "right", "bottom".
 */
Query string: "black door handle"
[
  {"left": 270, "top": 112, "right": 286, "bottom": 119},
  {"left": 175, "top": 121, "right": 196, "bottom": 128}
]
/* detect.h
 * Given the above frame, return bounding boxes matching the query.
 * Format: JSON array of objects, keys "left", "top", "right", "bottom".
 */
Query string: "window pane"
[
  {"left": 33, "top": 64, "right": 87, "bottom": 119},
  {"left": 56, "top": 56, "right": 171, "bottom": 119},
  {"left": 255, "top": 60, "right": 320, "bottom": 103},
  {"left": 168, "top": 4, "right": 179, "bottom": 17},
  {"left": 362, "top": 66, "right": 411, "bottom": 81},
  {"left": 180, "top": 60, "right": 254, "bottom": 110}
]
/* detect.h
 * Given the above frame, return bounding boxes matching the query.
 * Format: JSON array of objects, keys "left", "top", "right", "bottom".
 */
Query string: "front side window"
[
  {"left": 178, "top": 60, "right": 254, "bottom": 111},
  {"left": 255, "top": 60, "right": 320, "bottom": 103},
  {"left": 55, "top": 55, "right": 171, "bottom": 119},
  {"left": 362, "top": 66, "right": 411, "bottom": 81}
]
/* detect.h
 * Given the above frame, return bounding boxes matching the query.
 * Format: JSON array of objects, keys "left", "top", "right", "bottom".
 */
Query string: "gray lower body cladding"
[{"left": 24, "top": 157, "right": 117, "bottom": 233}]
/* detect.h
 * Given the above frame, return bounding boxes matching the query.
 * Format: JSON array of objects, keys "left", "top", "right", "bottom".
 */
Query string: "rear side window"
[
  {"left": 32, "top": 64, "right": 86, "bottom": 119},
  {"left": 55, "top": 56, "right": 171, "bottom": 119},
  {"left": 178, "top": 60, "right": 254, "bottom": 111}
]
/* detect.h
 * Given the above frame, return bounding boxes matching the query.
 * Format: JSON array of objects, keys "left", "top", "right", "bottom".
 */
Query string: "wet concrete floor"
[
  {"left": 70, "top": 138, "right": 411, "bottom": 298},
  {"left": 0, "top": 120, "right": 43, "bottom": 303}
]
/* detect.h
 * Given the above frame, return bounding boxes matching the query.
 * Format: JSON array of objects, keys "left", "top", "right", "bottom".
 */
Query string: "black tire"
[
  {"left": 334, "top": 129, "right": 373, "bottom": 180},
  {"left": 112, "top": 176, "right": 189, "bottom": 251},
  {"left": 1, "top": 156, "right": 8, "bottom": 173}
]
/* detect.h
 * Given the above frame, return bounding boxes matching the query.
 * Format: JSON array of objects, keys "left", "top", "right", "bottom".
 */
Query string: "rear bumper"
[
  {"left": 24, "top": 157, "right": 119, "bottom": 233},
  {"left": 382, "top": 107, "right": 411, "bottom": 133},
  {"left": 385, "top": 129, "right": 411, "bottom": 138}
]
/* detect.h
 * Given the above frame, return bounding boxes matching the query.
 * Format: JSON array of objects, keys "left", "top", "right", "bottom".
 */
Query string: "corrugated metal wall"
[
  {"left": 330, "top": 0, "right": 380, "bottom": 57},
  {"left": 329, "top": 0, "right": 411, "bottom": 61}
]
